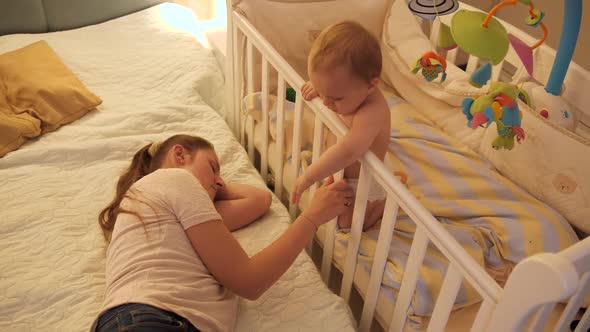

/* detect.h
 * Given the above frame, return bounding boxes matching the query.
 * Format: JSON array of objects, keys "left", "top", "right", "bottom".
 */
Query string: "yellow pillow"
[{"left": 0, "top": 41, "right": 102, "bottom": 157}]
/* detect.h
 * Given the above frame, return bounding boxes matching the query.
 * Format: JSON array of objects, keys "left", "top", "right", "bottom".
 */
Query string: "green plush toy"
[
  {"left": 461, "top": 82, "right": 526, "bottom": 150},
  {"left": 286, "top": 87, "right": 296, "bottom": 103}
]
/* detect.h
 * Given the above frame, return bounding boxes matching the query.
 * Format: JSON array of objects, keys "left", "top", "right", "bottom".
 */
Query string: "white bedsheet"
[{"left": 0, "top": 4, "right": 354, "bottom": 331}]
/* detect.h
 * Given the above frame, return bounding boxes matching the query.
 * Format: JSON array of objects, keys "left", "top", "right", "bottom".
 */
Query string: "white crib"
[{"left": 223, "top": 0, "right": 590, "bottom": 331}]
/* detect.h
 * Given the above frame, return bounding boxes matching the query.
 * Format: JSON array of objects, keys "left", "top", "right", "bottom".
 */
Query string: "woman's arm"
[
  {"left": 214, "top": 183, "right": 272, "bottom": 231},
  {"left": 186, "top": 214, "right": 315, "bottom": 300},
  {"left": 186, "top": 177, "right": 353, "bottom": 300}
]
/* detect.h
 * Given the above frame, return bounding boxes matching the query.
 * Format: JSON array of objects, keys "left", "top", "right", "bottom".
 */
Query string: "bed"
[
  {"left": 0, "top": 2, "right": 356, "bottom": 331},
  {"left": 226, "top": 0, "right": 590, "bottom": 331}
]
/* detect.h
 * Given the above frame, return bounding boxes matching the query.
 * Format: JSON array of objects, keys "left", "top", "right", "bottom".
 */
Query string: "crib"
[{"left": 224, "top": 0, "right": 590, "bottom": 331}]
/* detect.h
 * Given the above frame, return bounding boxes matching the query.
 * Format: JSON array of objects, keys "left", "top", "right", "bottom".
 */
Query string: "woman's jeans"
[{"left": 94, "top": 303, "right": 201, "bottom": 332}]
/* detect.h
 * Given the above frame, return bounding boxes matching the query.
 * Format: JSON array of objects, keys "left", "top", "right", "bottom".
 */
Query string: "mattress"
[
  {"left": 246, "top": 88, "right": 579, "bottom": 328},
  {"left": 0, "top": 4, "right": 355, "bottom": 331}
]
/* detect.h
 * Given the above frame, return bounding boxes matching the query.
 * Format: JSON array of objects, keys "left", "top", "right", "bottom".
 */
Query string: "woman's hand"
[
  {"left": 301, "top": 81, "right": 319, "bottom": 101},
  {"left": 302, "top": 176, "right": 354, "bottom": 228}
]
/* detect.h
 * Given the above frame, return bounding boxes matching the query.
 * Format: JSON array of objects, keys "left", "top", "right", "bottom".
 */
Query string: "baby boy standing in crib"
[{"left": 292, "top": 21, "right": 390, "bottom": 230}]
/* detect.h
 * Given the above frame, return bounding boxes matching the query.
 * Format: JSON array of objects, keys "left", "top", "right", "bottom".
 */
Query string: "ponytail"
[{"left": 98, "top": 143, "right": 153, "bottom": 241}]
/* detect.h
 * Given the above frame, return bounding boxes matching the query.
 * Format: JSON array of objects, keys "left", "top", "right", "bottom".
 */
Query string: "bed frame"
[
  {"left": 0, "top": 0, "right": 165, "bottom": 36},
  {"left": 224, "top": 1, "right": 590, "bottom": 331}
]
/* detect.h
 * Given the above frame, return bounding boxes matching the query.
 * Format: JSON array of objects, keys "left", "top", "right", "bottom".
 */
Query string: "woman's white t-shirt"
[{"left": 97, "top": 168, "right": 237, "bottom": 332}]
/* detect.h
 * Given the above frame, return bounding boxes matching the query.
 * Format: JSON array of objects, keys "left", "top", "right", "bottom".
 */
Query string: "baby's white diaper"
[{"left": 347, "top": 177, "right": 386, "bottom": 201}]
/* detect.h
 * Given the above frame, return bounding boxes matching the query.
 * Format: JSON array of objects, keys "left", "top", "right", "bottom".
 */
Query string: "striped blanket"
[
  {"left": 336, "top": 99, "right": 579, "bottom": 320},
  {"left": 243, "top": 91, "right": 579, "bottom": 321}
]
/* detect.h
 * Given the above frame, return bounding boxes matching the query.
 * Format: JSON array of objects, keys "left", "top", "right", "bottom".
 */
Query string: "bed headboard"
[{"left": 0, "top": 0, "right": 167, "bottom": 35}]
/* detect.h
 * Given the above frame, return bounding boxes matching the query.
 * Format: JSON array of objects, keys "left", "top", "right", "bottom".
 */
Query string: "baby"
[{"left": 292, "top": 21, "right": 391, "bottom": 230}]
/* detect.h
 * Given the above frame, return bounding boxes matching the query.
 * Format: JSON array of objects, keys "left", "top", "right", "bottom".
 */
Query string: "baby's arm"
[{"left": 292, "top": 105, "right": 381, "bottom": 203}]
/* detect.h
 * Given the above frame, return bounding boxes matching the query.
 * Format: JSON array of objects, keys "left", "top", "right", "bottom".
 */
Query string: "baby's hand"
[
  {"left": 301, "top": 81, "right": 319, "bottom": 101},
  {"left": 292, "top": 175, "right": 313, "bottom": 205}
]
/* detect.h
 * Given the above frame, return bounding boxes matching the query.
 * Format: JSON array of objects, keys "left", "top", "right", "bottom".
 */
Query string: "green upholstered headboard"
[{"left": 0, "top": 0, "right": 167, "bottom": 36}]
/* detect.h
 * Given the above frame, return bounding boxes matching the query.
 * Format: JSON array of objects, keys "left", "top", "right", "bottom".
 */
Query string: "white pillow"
[
  {"left": 234, "top": 0, "right": 393, "bottom": 79},
  {"left": 479, "top": 101, "right": 590, "bottom": 234}
]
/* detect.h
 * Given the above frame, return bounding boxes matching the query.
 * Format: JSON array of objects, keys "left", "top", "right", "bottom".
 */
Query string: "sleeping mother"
[{"left": 91, "top": 134, "right": 354, "bottom": 332}]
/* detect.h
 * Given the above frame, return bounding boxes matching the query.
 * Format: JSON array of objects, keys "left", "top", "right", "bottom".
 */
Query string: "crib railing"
[
  {"left": 226, "top": 5, "right": 590, "bottom": 332},
  {"left": 227, "top": 10, "right": 503, "bottom": 331}
]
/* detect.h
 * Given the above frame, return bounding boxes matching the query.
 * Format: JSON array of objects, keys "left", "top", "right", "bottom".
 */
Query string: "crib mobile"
[{"left": 408, "top": 0, "right": 582, "bottom": 150}]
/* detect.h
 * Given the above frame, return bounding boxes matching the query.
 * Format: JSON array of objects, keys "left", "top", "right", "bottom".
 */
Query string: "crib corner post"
[
  {"left": 224, "top": 1, "right": 236, "bottom": 136},
  {"left": 485, "top": 253, "right": 579, "bottom": 332}
]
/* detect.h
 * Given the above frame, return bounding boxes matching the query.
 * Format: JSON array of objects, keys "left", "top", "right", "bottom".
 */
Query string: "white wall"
[{"left": 173, "top": 0, "right": 218, "bottom": 21}]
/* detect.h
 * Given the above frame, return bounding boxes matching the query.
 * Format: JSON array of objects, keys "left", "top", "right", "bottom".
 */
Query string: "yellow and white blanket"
[
  {"left": 340, "top": 100, "right": 579, "bottom": 319},
  {"left": 244, "top": 91, "right": 579, "bottom": 320}
]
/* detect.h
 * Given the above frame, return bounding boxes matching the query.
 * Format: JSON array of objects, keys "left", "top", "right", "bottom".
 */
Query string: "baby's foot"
[{"left": 336, "top": 207, "right": 353, "bottom": 229}]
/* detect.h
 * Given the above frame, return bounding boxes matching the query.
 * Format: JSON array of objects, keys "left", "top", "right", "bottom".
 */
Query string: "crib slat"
[
  {"left": 247, "top": 116, "right": 255, "bottom": 162},
  {"left": 288, "top": 93, "right": 304, "bottom": 219},
  {"left": 529, "top": 303, "right": 556, "bottom": 332},
  {"left": 555, "top": 272, "right": 590, "bottom": 332},
  {"left": 470, "top": 299, "right": 495, "bottom": 332},
  {"left": 234, "top": 25, "right": 245, "bottom": 147},
  {"left": 321, "top": 169, "right": 345, "bottom": 283},
  {"left": 246, "top": 40, "right": 255, "bottom": 162},
  {"left": 491, "top": 61, "right": 503, "bottom": 82},
  {"left": 274, "top": 78, "right": 286, "bottom": 198},
  {"left": 359, "top": 195, "right": 400, "bottom": 332},
  {"left": 466, "top": 55, "right": 478, "bottom": 74},
  {"left": 512, "top": 65, "right": 527, "bottom": 83},
  {"left": 446, "top": 48, "right": 458, "bottom": 66},
  {"left": 309, "top": 115, "right": 324, "bottom": 202},
  {"left": 341, "top": 165, "right": 371, "bottom": 302},
  {"left": 246, "top": 40, "right": 254, "bottom": 95},
  {"left": 306, "top": 115, "right": 325, "bottom": 254},
  {"left": 389, "top": 225, "right": 429, "bottom": 332},
  {"left": 574, "top": 307, "right": 590, "bottom": 332},
  {"left": 427, "top": 263, "right": 463, "bottom": 332},
  {"left": 420, "top": 19, "right": 430, "bottom": 36},
  {"left": 260, "top": 58, "right": 269, "bottom": 182},
  {"left": 429, "top": 20, "right": 440, "bottom": 50}
]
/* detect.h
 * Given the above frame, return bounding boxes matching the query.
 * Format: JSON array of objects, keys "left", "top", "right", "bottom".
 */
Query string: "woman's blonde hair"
[
  {"left": 98, "top": 134, "right": 213, "bottom": 241},
  {"left": 308, "top": 21, "right": 382, "bottom": 83}
]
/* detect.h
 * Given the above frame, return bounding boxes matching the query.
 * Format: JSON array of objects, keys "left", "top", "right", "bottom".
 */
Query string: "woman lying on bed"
[{"left": 92, "top": 134, "right": 353, "bottom": 332}]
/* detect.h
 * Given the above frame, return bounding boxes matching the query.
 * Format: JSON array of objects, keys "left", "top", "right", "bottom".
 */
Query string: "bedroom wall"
[
  {"left": 461, "top": 0, "right": 590, "bottom": 71},
  {"left": 173, "top": 0, "right": 219, "bottom": 21}
]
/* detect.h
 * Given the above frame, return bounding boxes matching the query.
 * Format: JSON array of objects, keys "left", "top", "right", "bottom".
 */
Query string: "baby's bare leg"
[
  {"left": 363, "top": 199, "right": 386, "bottom": 231},
  {"left": 337, "top": 205, "right": 354, "bottom": 229},
  {"left": 337, "top": 199, "right": 385, "bottom": 230}
]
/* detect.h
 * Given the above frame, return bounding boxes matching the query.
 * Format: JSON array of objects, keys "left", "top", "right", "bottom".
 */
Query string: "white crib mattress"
[{"left": 0, "top": 4, "right": 355, "bottom": 331}]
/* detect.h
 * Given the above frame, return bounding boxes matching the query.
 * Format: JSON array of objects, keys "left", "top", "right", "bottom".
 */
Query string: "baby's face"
[{"left": 309, "top": 65, "right": 373, "bottom": 115}]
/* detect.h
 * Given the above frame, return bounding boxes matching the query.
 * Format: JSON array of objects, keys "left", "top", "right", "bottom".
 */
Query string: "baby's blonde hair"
[{"left": 308, "top": 21, "right": 382, "bottom": 83}]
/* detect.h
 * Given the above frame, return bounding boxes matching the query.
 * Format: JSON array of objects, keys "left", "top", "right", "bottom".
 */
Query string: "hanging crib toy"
[
  {"left": 462, "top": 82, "right": 526, "bottom": 150},
  {"left": 451, "top": 0, "right": 548, "bottom": 86},
  {"left": 451, "top": 0, "right": 550, "bottom": 150},
  {"left": 408, "top": 0, "right": 582, "bottom": 150},
  {"left": 408, "top": 0, "right": 458, "bottom": 83},
  {"left": 408, "top": 0, "right": 555, "bottom": 85},
  {"left": 411, "top": 51, "right": 448, "bottom": 82}
]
